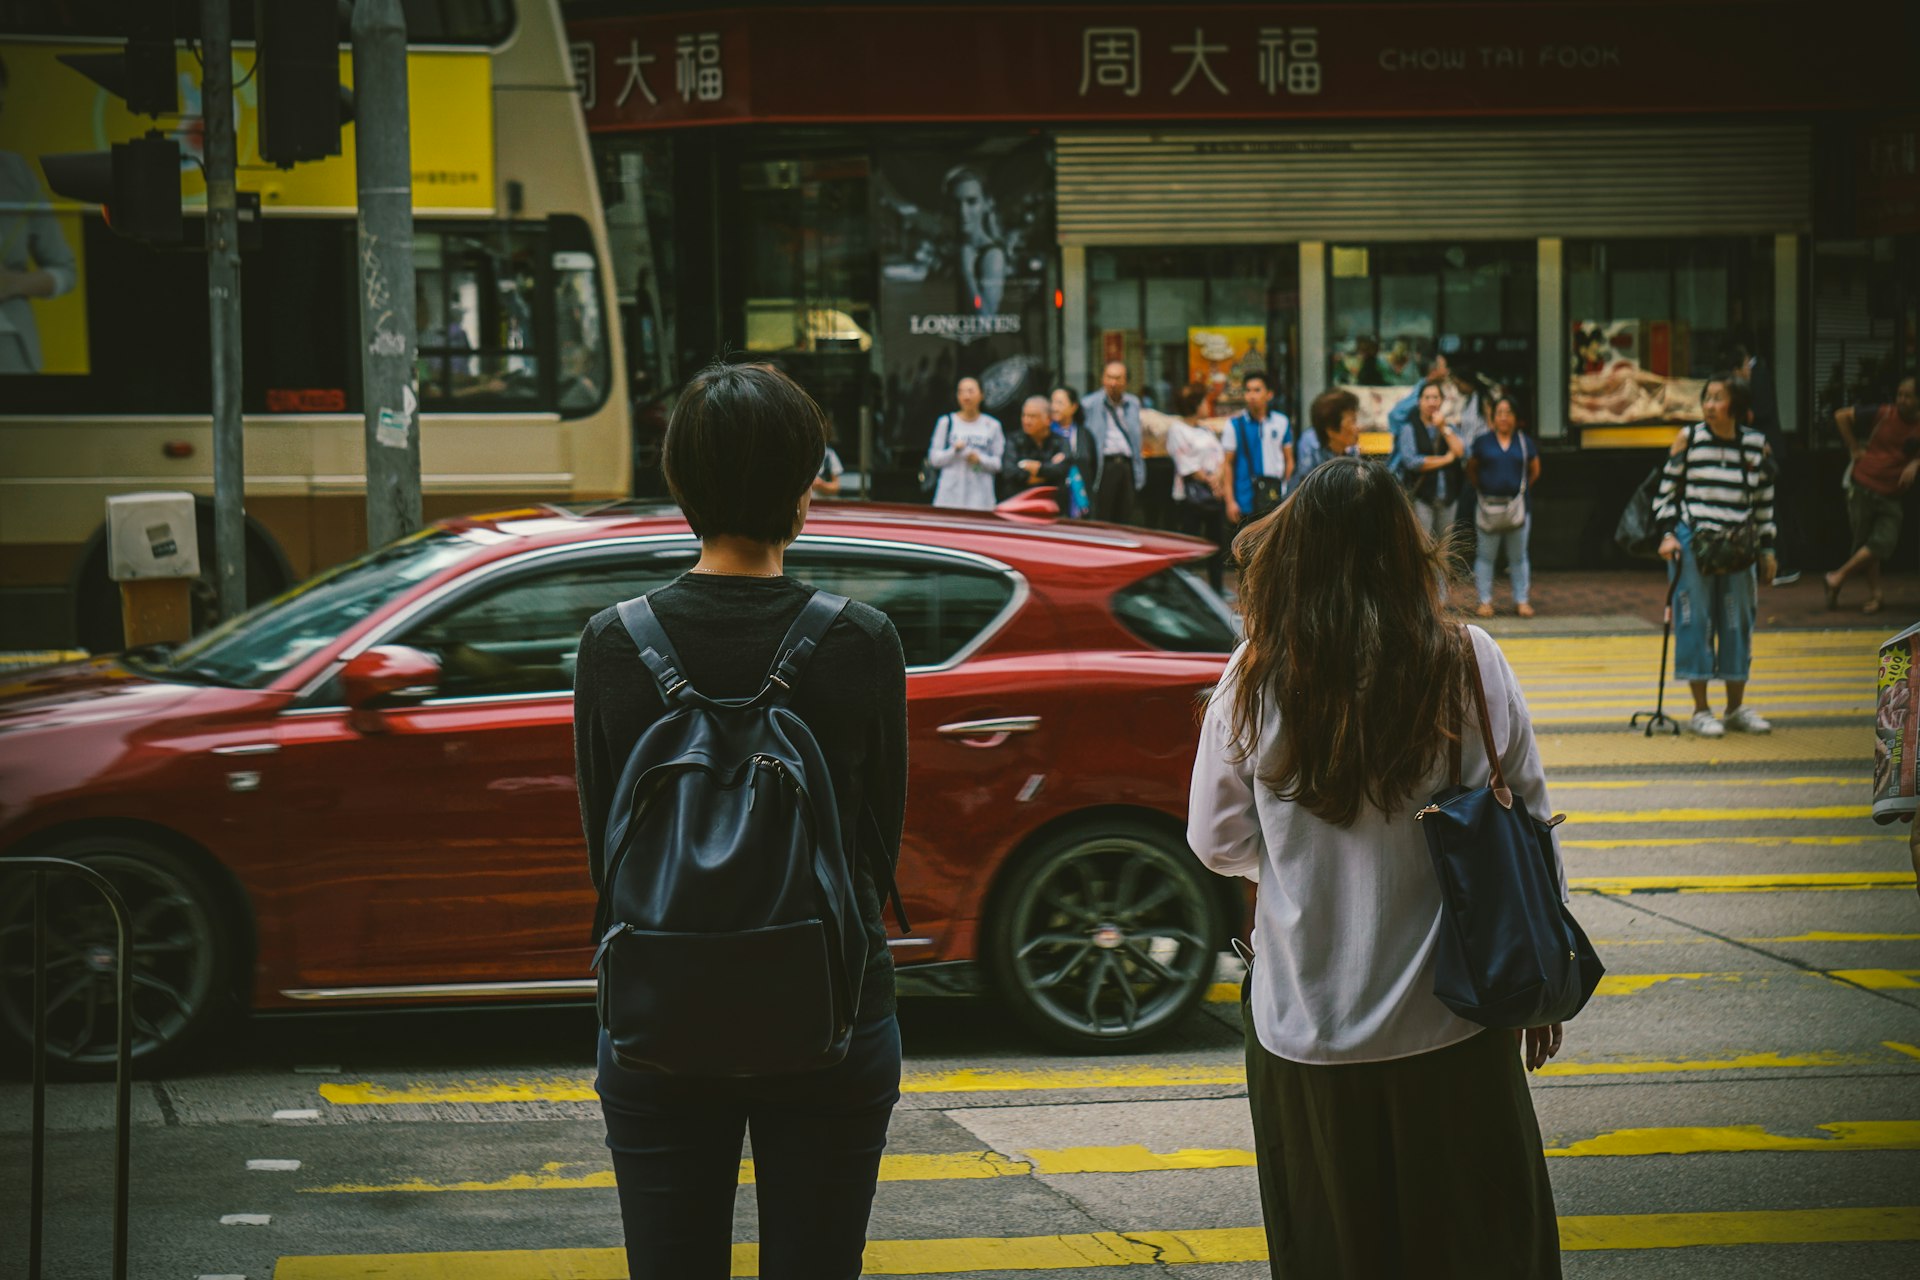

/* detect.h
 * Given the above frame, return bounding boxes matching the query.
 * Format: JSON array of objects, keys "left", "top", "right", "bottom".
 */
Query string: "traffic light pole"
[
  {"left": 200, "top": 0, "right": 246, "bottom": 621},
  {"left": 352, "top": 0, "right": 421, "bottom": 548}
]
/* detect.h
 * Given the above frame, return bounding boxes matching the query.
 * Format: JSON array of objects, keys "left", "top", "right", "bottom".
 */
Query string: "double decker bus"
[{"left": 0, "top": 0, "right": 628, "bottom": 651}]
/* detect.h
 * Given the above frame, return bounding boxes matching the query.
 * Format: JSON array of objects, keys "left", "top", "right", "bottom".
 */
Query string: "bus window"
[
  {"left": 415, "top": 225, "right": 543, "bottom": 408},
  {"left": 553, "top": 215, "right": 609, "bottom": 417}
]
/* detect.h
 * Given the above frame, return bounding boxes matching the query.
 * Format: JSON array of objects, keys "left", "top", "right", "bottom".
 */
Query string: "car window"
[
  {"left": 785, "top": 550, "right": 1016, "bottom": 669},
  {"left": 394, "top": 553, "right": 687, "bottom": 699},
  {"left": 1111, "top": 566, "right": 1238, "bottom": 654},
  {"left": 146, "top": 530, "right": 487, "bottom": 689}
]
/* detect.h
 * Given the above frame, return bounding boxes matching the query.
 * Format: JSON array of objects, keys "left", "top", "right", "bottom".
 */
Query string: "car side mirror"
[{"left": 341, "top": 645, "right": 440, "bottom": 733}]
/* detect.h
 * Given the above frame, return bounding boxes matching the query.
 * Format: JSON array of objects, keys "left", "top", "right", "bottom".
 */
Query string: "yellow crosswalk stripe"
[
  {"left": 1562, "top": 805, "right": 1869, "bottom": 823},
  {"left": 1571, "top": 871, "right": 1911, "bottom": 894},
  {"left": 1208, "top": 972, "right": 1920, "bottom": 1001},
  {"left": 300, "top": 1122, "right": 1920, "bottom": 1194},
  {"left": 269, "top": 1207, "right": 1920, "bottom": 1275},
  {"left": 1593, "top": 932, "right": 1920, "bottom": 945},
  {"left": 1564, "top": 836, "right": 1899, "bottom": 848},
  {"left": 1552, "top": 776, "right": 1869, "bottom": 789},
  {"left": 1537, "top": 727, "right": 1870, "bottom": 768},
  {"left": 314, "top": 1042, "right": 1920, "bottom": 1108}
]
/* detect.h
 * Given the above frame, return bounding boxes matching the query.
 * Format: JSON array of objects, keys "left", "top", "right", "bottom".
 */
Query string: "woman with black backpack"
[
  {"left": 574, "top": 362, "right": 908, "bottom": 1278},
  {"left": 1651, "top": 376, "right": 1779, "bottom": 739}
]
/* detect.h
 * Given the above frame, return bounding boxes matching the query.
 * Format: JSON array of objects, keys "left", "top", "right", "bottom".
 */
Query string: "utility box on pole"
[
  {"left": 106, "top": 493, "right": 199, "bottom": 649},
  {"left": 351, "top": 0, "right": 422, "bottom": 549}
]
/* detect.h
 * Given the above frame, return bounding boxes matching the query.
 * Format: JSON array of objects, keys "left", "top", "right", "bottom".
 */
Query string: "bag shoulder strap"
[
  {"left": 1452, "top": 628, "right": 1511, "bottom": 806},
  {"left": 617, "top": 595, "right": 695, "bottom": 704},
  {"left": 766, "top": 590, "right": 851, "bottom": 696}
]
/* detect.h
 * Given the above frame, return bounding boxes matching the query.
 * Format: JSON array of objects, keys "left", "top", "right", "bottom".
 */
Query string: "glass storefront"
[
  {"left": 1811, "top": 238, "right": 1920, "bottom": 423},
  {"left": 1326, "top": 241, "right": 1536, "bottom": 432},
  {"left": 1564, "top": 237, "right": 1773, "bottom": 430},
  {"left": 1086, "top": 247, "right": 1298, "bottom": 419}
]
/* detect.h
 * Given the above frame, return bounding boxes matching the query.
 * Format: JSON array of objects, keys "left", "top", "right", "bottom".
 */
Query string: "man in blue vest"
[{"left": 1221, "top": 371, "right": 1293, "bottom": 525}]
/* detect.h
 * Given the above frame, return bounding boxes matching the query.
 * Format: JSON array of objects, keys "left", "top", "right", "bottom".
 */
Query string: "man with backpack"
[
  {"left": 574, "top": 362, "right": 909, "bottom": 1277},
  {"left": 1220, "top": 371, "right": 1294, "bottom": 527}
]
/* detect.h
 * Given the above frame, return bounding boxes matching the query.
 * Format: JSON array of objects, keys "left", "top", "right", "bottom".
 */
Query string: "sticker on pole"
[{"left": 376, "top": 408, "right": 410, "bottom": 449}]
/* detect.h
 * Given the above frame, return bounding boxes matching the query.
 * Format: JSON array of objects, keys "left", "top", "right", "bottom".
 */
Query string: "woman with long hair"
[
  {"left": 1051, "top": 384, "right": 1097, "bottom": 518},
  {"left": 575, "top": 362, "right": 908, "bottom": 1277},
  {"left": 1187, "top": 457, "right": 1564, "bottom": 1277}
]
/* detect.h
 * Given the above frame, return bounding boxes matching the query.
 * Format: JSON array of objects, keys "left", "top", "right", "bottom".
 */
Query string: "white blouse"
[
  {"left": 928, "top": 413, "right": 1004, "bottom": 512},
  {"left": 1187, "top": 625, "right": 1564, "bottom": 1065}
]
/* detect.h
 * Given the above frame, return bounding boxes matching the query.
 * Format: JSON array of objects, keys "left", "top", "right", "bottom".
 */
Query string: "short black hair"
[
  {"left": 1702, "top": 372, "right": 1753, "bottom": 423},
  {"left": 1243, "top": 371, "right": 1272, "bottom": 393},
  {"left": 663, "top": 362, "right": 826, "bottom": 544},
  {"left": 1173, "top": 382, "right": 1208, "bottom": 417},
  {"left": 1310, "top": 388, "right": 1358, "bottom": 436}
]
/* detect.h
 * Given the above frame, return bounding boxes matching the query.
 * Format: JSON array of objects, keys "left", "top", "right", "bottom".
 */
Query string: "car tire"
[
  {"left": 0, "top": 834, "right": 238, "bottom": 1080},
  {"left": 984, "top": 820, "right": 1225, "bottom": 1053}
]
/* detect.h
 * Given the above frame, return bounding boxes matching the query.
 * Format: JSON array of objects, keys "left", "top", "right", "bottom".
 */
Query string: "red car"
[{"left": 0, "top": 502, "right": 1239, "bottom": 1073}]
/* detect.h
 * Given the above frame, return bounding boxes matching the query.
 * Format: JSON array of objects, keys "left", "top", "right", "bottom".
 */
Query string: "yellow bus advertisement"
[{"left": 0, "top": 42, "right": 494, "bottom": 376}]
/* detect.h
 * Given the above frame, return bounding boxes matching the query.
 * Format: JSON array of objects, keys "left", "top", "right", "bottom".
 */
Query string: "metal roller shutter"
[{"left": 1057, "top": 123, "right": 1811, "bottom": 244}]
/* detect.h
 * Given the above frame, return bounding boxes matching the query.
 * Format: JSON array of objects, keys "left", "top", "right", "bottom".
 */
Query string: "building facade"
[{"left": 563, "top": 0, "right": 1919, "bottom": 567}]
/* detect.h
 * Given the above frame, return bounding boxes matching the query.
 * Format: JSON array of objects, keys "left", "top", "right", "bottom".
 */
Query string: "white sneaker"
[
  {"left": 1725, "top": 705, "right": 1772, "bottom": 734},
  {"left": 1689, "top": 710, "right": 1726, "bottom": 738}
]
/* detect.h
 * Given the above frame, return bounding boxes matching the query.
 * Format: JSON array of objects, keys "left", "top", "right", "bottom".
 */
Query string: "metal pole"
[
  {"left": 201, "top": 0, "right": 245, "bottom": 620},
  {"left": 352, "top": 0, "right": 421, "bottom": 548},
  {"left": 28, "top": 872, "right": 45, "bottom": 1280}
]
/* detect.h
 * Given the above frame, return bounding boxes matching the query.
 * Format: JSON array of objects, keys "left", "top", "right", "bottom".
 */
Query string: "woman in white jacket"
[
  {"left": 1188, "top": 456, "right": 1565, "bottom": 1278},
  {"left": 926, "top": 376, "right": 1004, "bottom": 511}
]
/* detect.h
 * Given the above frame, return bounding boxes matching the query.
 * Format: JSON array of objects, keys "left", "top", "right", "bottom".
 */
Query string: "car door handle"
[
  {"left": 936, "top": 716, "right": 1040, "bottom": 748},
  {"left": 212, "top": 743, "right": 280, "bottom": 757}
]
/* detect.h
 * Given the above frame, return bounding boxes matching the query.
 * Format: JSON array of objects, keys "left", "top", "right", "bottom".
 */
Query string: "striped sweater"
[{"left": 1651, "top": 422, "right": 1776, "bottom": 553}]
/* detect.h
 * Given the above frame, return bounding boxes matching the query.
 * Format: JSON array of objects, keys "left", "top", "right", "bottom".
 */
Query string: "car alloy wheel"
[
  {"left": 0, "top": 837, "right": 233, "bottom": 1078},
  {"left": 990, "top": 826, "right": 1222, "bottom": 1052}
]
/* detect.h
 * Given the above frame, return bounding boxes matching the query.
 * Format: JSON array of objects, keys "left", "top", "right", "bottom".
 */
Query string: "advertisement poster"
[
  {"left": 876, "top": 137, "right": 1054, "bottom": 478},
  {"left": 1569, "top": 318, "right": 1705, "bottom": 426},
  {"left": 1188, "top": 325, "right": 1266, "bottom": 417}
]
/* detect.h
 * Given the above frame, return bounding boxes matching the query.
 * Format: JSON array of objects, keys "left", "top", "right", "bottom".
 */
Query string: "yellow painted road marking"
[
  {"left": 1832, "top": 970, "right": 1920, "bottom": 989},
  {"left": 1211, "top": 971, "right": 1920, "bottom": 1001},
  {"left": 316, "top": 1044, "right": 1919, "bottom": 1107},
  {"left": 269, "top": 1208, "right": 1920, "bottom": 1275},
  {"left": 1552, "top": 776, "right": 1869, "bottom": 790},
  {"left": 1563, "top": 806, "right": 1869, "bottom": 824},
  {"left": 1571, "top": 872, "right": 1912, "bottom": 894},
  {"left": 1564, "top": 836, "right": 1899, "bottom": 848},
  {"left": 1593, "top": 932, "right": 1920, "bottom": 945},
  {"left": 302, "top": 1122, "right": 1920, "bottom": 1193}
]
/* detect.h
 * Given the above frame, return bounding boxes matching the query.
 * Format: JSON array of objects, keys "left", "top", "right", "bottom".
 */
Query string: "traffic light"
[
  {"left": 41, "top": 135, "right": 186, "bottom": 245},
  {"left": 54, "top": 3, "right": 178, "bottom": 117},
  {"left": 255, "top": 0, "right": 348, "bottom": 168},
  {"left": 39, "top": 3, "right": 185, "bottom": 246}
]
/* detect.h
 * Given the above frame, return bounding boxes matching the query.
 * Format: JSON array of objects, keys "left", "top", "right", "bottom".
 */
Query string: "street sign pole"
[
  {"left": 351, "top": 0, "right": 421, "bottom": 548},
  {"left": 200, "top": 0, "right": 245, "bottom": 620}
]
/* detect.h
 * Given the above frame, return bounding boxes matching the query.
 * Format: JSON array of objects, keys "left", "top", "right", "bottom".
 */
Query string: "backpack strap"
[
  {"left": 766, "top": 590, "right": 851, "bottom": 697},
  {"left": 616, "top": 595, "right": 696, "bottom": 705}
]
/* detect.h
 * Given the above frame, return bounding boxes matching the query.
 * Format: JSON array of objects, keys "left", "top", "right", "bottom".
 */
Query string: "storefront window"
[
  {"left": 1327, "top": 241, "right": 1535, "bottom": 432},
  {"left": 1812, "top": 238, "right": 1918, "bottom": 424},
  {"left": 1565, "top": 238, "right": 1772, "bottom": 429},
  {"left": 1086, "top": 248, "right": 1297, "bottom": 419}
]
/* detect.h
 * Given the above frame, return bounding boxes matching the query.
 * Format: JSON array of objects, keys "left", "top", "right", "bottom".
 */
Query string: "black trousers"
[
  {"left": 597, "top": 1016, "right": 901, "bottom": 1279},
  {"left": 1178, "top": 497, "right": 1229, "bottom": 591},
  {"left": 1094, "top": 456, "right": 1136, "bottom": 524},
  {"left": 1243, "top": 987, "right": 1561, "bottom": 1278}
]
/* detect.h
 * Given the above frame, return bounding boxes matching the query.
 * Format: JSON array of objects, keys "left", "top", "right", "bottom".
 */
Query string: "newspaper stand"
[{"left": 14, "top": 856, "right": 133, "bottom": 1280}]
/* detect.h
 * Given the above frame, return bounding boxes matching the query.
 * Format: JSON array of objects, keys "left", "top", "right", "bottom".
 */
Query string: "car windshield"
[{"left": 138, "top": 530, "right": 491, "bottom": 689}]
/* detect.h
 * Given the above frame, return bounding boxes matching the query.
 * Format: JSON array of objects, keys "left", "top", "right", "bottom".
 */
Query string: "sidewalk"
[{"left": 1442, "top": 569, "right": 1918, "bottom": 637}]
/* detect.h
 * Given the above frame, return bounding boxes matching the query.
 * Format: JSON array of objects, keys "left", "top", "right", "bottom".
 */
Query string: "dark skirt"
[{"left": 1243, "top": 993, "right": 1562, "bottom": 1279}]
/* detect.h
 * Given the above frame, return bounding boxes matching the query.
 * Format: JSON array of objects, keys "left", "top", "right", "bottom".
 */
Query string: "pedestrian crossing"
[{"left": 215, "top": 628, "right": 1918, "bottom": 1276}]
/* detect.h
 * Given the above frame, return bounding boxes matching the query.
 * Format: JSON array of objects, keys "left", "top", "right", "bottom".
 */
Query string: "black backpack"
[{"left": 591, "top": 590, "right": 898, "bottom": 1076}]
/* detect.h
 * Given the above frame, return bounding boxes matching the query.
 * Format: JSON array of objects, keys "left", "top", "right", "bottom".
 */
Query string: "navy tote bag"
[{"left": 1417, "top": 634, "right": 1604, "bottom": 1029}]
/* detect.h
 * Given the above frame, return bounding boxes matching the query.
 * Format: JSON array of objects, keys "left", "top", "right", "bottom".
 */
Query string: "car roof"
[{"left": 439, "top": 500, "right": 1215, "bottom": 575}]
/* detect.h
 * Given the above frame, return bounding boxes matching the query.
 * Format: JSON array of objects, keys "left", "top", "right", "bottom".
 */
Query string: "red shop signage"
[{"left": 565, "top": 3, "right": 1901, "bottom": 132}]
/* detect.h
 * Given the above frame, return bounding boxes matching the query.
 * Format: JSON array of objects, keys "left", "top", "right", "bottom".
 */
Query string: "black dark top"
[
  {"left": 1001, "top": 427, "right": 1072, "bottom": 496},
  {"left": 573, "top": 572, "right": 909, "bottom": 1022}
]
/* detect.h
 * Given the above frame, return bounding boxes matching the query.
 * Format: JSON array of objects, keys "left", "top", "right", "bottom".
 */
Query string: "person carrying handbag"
[
  {"left": 1186, "top": 457, "right": 1565, "bottom": 1278},
  {"left": 1466, "top": 395, "right": 1541, "bottom": 618},
  {"left": 1650, "top": 375, "right": 1779, "bottom": 738}
]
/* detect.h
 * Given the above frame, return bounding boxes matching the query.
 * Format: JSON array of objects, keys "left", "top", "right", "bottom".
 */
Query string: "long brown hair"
[{"left": 1227, "top": 457, "right": 1466, "bottom": 826}]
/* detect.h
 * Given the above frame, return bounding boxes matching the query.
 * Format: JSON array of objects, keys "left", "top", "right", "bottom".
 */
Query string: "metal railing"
[{"left": 14, "top": 856, "right": 133, "bottom": 1280}]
